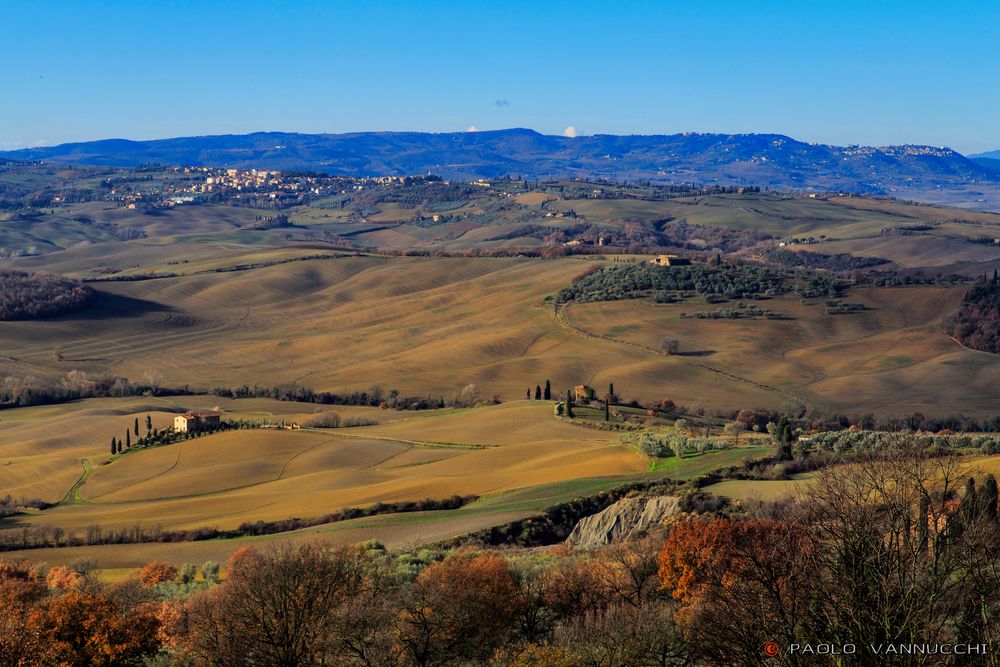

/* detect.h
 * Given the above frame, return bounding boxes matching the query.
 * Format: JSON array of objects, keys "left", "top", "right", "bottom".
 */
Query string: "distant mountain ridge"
[
  {"left": 974, "top": 157, "right": 1000, "bottom": 173},
  {"left": 971, "top": 150, "right": 1000, "bottom": 176},
  {"left": 2, "top": 129, "right": 997, "bottom": 194}
]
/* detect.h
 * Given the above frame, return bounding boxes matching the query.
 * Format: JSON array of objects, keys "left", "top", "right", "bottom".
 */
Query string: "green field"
[
  {"left": 646, "top": 446, "right": 771, "bottom": 476},
  {"left": 0, "top": 474, "right": 645, "bottom": 569}
]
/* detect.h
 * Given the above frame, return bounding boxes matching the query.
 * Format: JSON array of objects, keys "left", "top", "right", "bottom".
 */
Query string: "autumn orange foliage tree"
[
  {"left": 45, "top": 564, "right": 83, "bottom": 591},
  {"left": 0, "top": 561, "right": 49, "bottom": 666},
  {"left": 658, "top": 517, "right": 812, "bottom": 665},
  {"left": 38, "top": 590, "right": 160, "bottom": 667},
  {"left": 0, "top": 560, "right": 161, "bottom": 667},
  {"left": 397, "top": 553, "right": 520, "bottom": 665},
  {"left": 138, "top": 561, "right": 179, "bottom": 586}
]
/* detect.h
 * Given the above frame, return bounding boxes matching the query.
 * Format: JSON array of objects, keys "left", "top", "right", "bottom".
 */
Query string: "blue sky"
[{"left": 2, "top": 0, "right": 997, "bottom": 153}]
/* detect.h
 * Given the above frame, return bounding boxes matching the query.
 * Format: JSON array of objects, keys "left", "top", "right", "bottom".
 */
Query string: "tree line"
[
  {"left": 209, "top": 384, "right": 494, "bottom": 410},
  {"left": 0, "top": 373, "right": 496, "bottom": 412},
  {"left": 0, "top": 371, "right": 189, "bottom": 410},
  {"left": 0, "top": 496, "right": 478, "bottom": 554}
]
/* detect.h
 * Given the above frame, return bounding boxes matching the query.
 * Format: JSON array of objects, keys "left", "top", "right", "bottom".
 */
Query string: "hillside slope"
[{"left": 1, "top": 254, "right": 997, "bottom": 417}]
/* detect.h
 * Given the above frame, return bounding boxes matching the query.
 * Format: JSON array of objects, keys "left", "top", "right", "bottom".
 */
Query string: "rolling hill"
[
  {"left": 3, "top": 129, "right": 998, "bottom": 198},
  {"left": 0, "top": 253, "right": 994, "bottom": 419}
]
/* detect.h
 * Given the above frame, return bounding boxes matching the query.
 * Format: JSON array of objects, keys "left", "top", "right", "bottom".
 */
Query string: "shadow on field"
[
  {"left": 79, "top": 290, "right": 174, "bottom": 320},
  {"left": 675, "top": 350, "right": 716, "bottom": 357},
  {"left": 0, "top": 513, "right": 36, "bottom": 531}
]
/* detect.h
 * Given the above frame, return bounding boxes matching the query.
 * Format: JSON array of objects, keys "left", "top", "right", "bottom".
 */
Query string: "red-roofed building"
[{"left": 173, "top": 411, "right": 221, "bottom": 433}]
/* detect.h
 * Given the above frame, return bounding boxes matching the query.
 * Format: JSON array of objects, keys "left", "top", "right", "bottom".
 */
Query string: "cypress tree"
[
  {"left": 604, "top": 395, "right": 610, "bottom": 421},
  {"left": 115, "top": 438, "right": 122, "bottom": 454},
  {"left": 134, "top": 418, "right": 139, "bottom": 437},
  {"left": 565, "top": 389, "right": 574, "bottom": 418},
  {"left": 981, "top": 474, "right": 999, "bottom": 523},
  {"left": 608, "top": 383, "right": 615, "bottom": 401},
  {"left": 534, "top": 385, "right": 541, "bottom": 400},
  {"left": 778, "top": 440, "right": 792, "bottom": 461},
  {"left": 146, "top": 415, "right": 152, "bottom": 434},
  {"left": 126, "top": 431, "right": 131, "bottom": 449},
  {"left": 544, "top": 380, "right": 551, "bottom": 401},
  {"left": 775, "top": 415, "right": 788, "bottom": 441},
  {"left": 111, "top": 437, "right": 117, "bottom": 456},
  {"left": 776, "top": 416, "right": 793, "bottom": 460},
  {"left": 963, "top": 477, "right": 977, "bottom": 521},
  {"left": 526, "top": 388, "right": 531, "bottom": 400}
]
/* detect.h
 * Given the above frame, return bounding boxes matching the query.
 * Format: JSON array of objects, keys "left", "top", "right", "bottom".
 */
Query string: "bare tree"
[
  {"left": 142, "top": 369, "right": 163, "bottom": 395},
  {"left": 660, "top": 338, "right": 680, "bottom": 355},
  {"left": 459, "top": 383, "right": 480, "bottom": 406}
]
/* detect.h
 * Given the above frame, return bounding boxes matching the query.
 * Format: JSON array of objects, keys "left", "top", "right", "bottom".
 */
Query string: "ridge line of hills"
[{"left": 3, "top": 129, "right": 999, "bottom": 197}]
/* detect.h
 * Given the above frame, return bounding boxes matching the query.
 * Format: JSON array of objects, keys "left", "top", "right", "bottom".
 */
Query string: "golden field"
[
  {"left": 0, "top": 253, "right": 988, "bottom": 417},
  {"left": 564, "top": 284, "right": 1000, "bottom": 415},
  {"left": 0, "top": 400, "right": 645, "bottom": 536}
]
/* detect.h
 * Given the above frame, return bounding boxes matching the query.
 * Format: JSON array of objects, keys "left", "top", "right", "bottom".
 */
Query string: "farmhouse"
[
  {"left": 173, "top": 411, "right": 222, "bottom": 433},
  {"left": 574, "top": 384, "right": 596, "bottom": 401},
  {"left": 648, "top": 254, "right": 691, "bottom": 267}
]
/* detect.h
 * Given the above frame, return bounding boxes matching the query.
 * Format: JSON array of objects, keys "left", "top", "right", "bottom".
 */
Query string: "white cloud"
[
  {"left": 563, "top": 126, "right": 578, "bottom": 138},
  {"left": 467, "top": 125, "right": 479, "bottom": 132}
]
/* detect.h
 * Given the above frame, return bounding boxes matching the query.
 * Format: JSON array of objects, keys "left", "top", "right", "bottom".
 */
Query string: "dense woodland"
[
  {"left": 500, "top": 218, "right": 772, "bottom": 253},
  {"left": 763, "top": 247, "right": 888, "bottom": 271},
  {"left": 556, "top": 261, "right": 849, "bottom": 306},
  {"left": 0, "top": 270, "right": 93, "bottom": 320},
  {"left": 946, "top": 275, "right": 1000, "bottom": 353},
  {"left": 654, "top": 219, "right": 773, "bottom": 253},
  {"left": 556, "top": 262, "right": 788, "bottom": 303}
]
